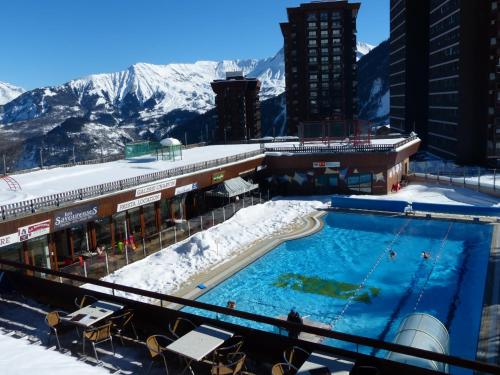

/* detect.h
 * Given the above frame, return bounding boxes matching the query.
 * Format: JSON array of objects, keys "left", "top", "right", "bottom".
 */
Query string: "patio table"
[
  {"left": 166, "top": 324, "right": 233, "bottom": 374},
  {"left": 61, "top": 300, "right": 124, "bottom": 328},
  {"left": 297, "top": 351, "right": 354, "bottom": 375}
]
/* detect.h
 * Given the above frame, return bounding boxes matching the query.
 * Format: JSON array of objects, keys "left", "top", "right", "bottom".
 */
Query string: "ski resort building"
[
  {"left": 280, "top": 1, "right": 360, "bottom": 137},
  {"left": 0, "top": 137, "right": 419, "bottom": 271},
  {"left": 390, "top": 0, "right": 500, "bottom": 166},
  {"left": 211, "top": 72, "right": 262, "bottom": 142}
]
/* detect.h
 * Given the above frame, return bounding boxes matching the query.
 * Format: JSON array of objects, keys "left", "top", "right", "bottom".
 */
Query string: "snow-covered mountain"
[
  {"left": 0, "top": 42, "right": 379, "bottom": 170},
  {"left": 0, "top": 81, "right": 25, "bottom": 105},
  {"left": 356, "top": 42, "right": 375, "bottom": 61}
]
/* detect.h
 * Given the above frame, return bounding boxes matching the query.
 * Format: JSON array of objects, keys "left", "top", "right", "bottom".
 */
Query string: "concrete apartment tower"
[
  {"left": 280, "top": 1, "right": 361, "bottom": 138},
  {"left": 390, "top": 0, "right": 499, "bottom": 165},
  {"left": 211, "top": 71, "right": 261, "bottom": 143}
]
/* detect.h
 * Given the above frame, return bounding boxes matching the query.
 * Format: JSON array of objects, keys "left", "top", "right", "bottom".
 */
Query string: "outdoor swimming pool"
[{"left": 184, "top": 212, "right": 492, "bottom": 372}]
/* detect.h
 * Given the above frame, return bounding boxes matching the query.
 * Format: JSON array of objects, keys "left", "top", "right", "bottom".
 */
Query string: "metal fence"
[
  {"left": 410, "top": 161, "right": 499, "bottom": 191},
  {"left": 58, "top": 191, "right": 268, "bottom": 281},
  {"left": 264, "top": 135, "right": 419, "bottom": 154},
  {"left": 1, "top": 149, "right": 264, "bottom": 221}
]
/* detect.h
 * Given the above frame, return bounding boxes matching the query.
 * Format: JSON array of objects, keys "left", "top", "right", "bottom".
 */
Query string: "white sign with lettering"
[
  {"left": 0, "top": 233, "right": 19, "bottom": 248},
  {"left": 135, "top": 179, "right": 176, "bottom": 197},
  {"left": 313, "top": 161, "right": 341, "bottom": 168},
  {"left": 17, "top": 220, "right": 51, "bottom": 242},
  {"left": 117, "top": 193, "right": 162, "bottom": 212},
  {"left": 174, "top": 183, "right": 198, "bottom": 196}
]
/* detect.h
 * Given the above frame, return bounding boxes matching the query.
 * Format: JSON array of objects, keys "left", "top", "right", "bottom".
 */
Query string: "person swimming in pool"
[
  {"left": 389, "top": 249, "right": 397, "bottom": 259},
  {"left": 421, "top": 251, "right": 431, "bottom": 260}
]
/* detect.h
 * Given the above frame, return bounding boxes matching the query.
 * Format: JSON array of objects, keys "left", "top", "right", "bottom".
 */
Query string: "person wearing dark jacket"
[{"left": 287, "top": 308, "right": 303, "bottom": 339}]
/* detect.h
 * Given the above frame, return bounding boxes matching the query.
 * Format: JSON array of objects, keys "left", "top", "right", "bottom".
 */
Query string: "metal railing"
[
  {"left": 1, "top": 149, "right": 264, "bottom": 221},
  {"left": 0, "top": 258, "right": 498, "bottom": 374},
  {"left": 264, "top": 135, "right": 419, "bottom": 154},
  {"left": 58, "top": 192, "right": 268, "bottom": 281},
  {"left": 410, "top": 161, "right": 499, "bottom": 191}
]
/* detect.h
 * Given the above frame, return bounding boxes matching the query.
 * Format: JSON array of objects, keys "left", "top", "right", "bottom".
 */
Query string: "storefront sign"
[
  {"left": 212, "top": 172, "right": 225, "bottom": 183},
  {"left": 175, "top": 183, "right": 198, "bottom": 196},
  {"left": 18, "top": 220, "right": 51, "bottom": 242},
  {"left": 54, "top": 204, "right": 99, "bottom": 230},
  {"left": 313, "top": 161, "right": 341, "bottom": 168},
  {"left": 0, "top": 233, "right": 19, "bottom": 248},
  {"left": 117, "top": 193, "right": 162, "bottom": 213},
  {"left": 135, "top": 179, "right": 176, "bottom": 197}
]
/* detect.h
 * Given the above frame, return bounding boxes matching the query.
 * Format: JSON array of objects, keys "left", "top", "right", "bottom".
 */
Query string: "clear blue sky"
[{"left": 1, "top": 0, "right": 389, "bottom": 90}]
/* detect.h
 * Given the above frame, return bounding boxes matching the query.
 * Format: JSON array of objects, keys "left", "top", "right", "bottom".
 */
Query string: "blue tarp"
[{"left": 331, "top": 196, "right": 500, "bottom": 218}]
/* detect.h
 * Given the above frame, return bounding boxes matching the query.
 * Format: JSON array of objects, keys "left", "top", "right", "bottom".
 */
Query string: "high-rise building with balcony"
[
  {"left": 211, "top": 72, "right": 261, "bottom": 143},
  {"left": 389, "top": 0, "right": 430, "bottom": 145},
  {"left": 280, "top": 1, "right": 360, "bottom": 137},
  {"left": 391, "top": 0, "right": 498, "bottom": 165}
]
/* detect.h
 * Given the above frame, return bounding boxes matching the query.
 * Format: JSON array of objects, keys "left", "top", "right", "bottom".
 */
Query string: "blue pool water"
[{"left": 184, "top": 212, "right": 492, "bottom": 371}]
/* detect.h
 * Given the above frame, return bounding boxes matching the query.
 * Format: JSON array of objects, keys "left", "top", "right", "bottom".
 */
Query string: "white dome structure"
[{"left": 160, "top": 137, "right": 182, "bottom": 147}]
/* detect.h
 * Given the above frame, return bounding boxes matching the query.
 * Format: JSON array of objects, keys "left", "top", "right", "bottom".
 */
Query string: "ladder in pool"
[{"left": 0, "top": 176, "right": 21, "bottom": 191}]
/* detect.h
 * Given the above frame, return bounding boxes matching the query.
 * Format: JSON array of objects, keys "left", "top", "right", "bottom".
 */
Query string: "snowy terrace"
[{"left": 0, "top": 137, "right": 420, "bottom": 212}]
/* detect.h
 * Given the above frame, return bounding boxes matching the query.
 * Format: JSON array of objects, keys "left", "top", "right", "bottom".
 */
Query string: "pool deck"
[
  {"left": 477, "top": 223, "right": 500, "bottom": 367},
  {"left": 167, "top": 209, "right": 327, "bottom": 308}
]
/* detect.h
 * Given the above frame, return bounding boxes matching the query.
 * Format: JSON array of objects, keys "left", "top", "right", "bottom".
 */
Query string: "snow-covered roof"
[{"left": 160, "top": 137, "right": 182, "bottom": 146}]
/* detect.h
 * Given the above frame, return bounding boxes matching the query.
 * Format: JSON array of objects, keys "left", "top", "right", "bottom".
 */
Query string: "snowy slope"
[
  {"left": 356, "top": 42, "right": 375, "bottom": 61},
  {"left": 0, "top": 81, "right": 25, "bottom": 105}
]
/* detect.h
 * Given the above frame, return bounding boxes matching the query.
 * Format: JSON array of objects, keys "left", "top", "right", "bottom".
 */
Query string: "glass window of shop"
[
  {"left": 94, "top": 217, "right": 111, "bottom": 251},
  {"left": 113, "top": 212, "right": 127, "bottom": 245},
  {"left": 315, "top": 175, "right": 339, "bottom": 194},
  {"left": 160, "top": 199, "right": 173, "bottom": 229},
  {"left": 54, "top": 230, "right": 71, "bottom": 260},
  {"left": 128, "top": 208, "right": 141, "bottom": 239},
  {"left": 0, "top": 242, "right": 22, "bottom": 264},
  {"left": 70, "top": 223, "right": 89, "bottom": 255},
  {"left": 170, "top": 195, "right": 186, "bottom": 222},
  {"left": 26, "top": 236, "right": 51, "bottom": 269},
  {"left": 143, "top": 203, "right": 157, "bottom": 237},
  {"left": 347, "top": 173, "right": 372, "bottom": 193}
]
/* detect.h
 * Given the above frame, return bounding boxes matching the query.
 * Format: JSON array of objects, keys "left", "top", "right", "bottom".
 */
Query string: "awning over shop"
[{"left": 206, "top": 177, "right": 258, "bottom": 198}]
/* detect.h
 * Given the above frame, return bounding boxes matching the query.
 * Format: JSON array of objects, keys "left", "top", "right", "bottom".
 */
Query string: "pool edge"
[
  {"left": 167, "top": 209, "right": 327, "bottom": 308},
  {"left": 476, "top": 223, "right": 500, "bottom": 367}
]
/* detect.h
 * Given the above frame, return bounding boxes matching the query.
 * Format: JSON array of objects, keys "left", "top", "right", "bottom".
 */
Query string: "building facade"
[
  {"left": 389, "top": 0, "right": 430, "bottom": 146},
  {"left": 391, "top": 0, "right": 498, "bottom": 165},
  {"left": 211, "top": 72, "right": 261, "bottom": 143},
  {"left": 280, "top": 1, "right": 360, "bottom": 137}
]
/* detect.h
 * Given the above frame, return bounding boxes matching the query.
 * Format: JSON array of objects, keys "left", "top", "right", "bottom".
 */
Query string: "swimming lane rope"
[
  {"left": 330, "top": 218, "right": 412, "bottom": 329},
  {"left": 412, "top": 222, "right": 453, "bottom": 312}
]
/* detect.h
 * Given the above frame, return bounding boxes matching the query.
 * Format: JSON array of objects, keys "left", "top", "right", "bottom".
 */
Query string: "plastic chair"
[
  {"left": 211, "top": 352, "right": 246, "bottom": 375},
  {"left": 45, "top": 310, "right": 72, "bottom": 350},
  {"left": 168, "top": 317, "right": 196, "bottom": 339},
  {"left": 109, "top": 309, "right": 138, "bottom": 344},
  {"left": 283, "top": 346, "right": 310, "bottom": 370},
  {"left": 271, "top": 362, "right": 295, "bottom": 375},
  {"left": 74, "top": 294, "right": 98, "bottom": 309},
  {"left": 146, "top": 334, "right": 174, "bottom": 374},
  {"left": 82, "top": 321, "right": 115, "bottom": 362}
]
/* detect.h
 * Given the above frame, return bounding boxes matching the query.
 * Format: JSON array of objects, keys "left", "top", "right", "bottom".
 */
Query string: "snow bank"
[
  {"left": 349, "top": 183, "right": 500, "bottom": 207},
  {"left": 0, "top": 333, "right": 108, "bottom": 375},
  {"left": 84, "top": 198, "right": 328, "bottom": 301}
]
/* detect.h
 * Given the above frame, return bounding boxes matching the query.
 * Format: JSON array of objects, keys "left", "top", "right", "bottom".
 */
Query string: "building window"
[
  {"left": 321, "top": 39, "right": 329, "bottom": 45},
  {"left": 310, "top": 99, "right": 318, "bottom": 105},
  {"left": 332, "top": 11, "right": 341, "bottom": 20},
  {"left": 333, "top": 47, "right": 341, "bottom": 54},
  {"left": 332, "top": 21, "right": 342, "bottom": 28},
  {"left": 291, "top": 66, "right": 298, "bottom": 73},
  {"left": 321, "top": 30, "right": 328, "bottom": 37},
  {"left": 310, "top": 83, "right": 318, "bottom": 89},
  {"left": 321, "top": 56, "right": 329, "bottom": 63},
  {"left": 333, "top": 56, "right": 341, "bottom": 62},
  {"left": 332, "top": 29, "right": 341, "bottom": 36},
  {"left": 321, "top": 47, "right": 329, "bottom": 55},
  {"left": 332, "top": 38, "right": 341, "bottom": 45},
  {"left": 309, "top": 73, "right": 318, "bottom": 81},
  {"left": 307, "top": 13, "right": 317, "bottom": 21},
  {"left": 321, "top": 65, "right": 330, "bottom": 71},
  {"left": 322, "top": 82, "right": 329, "bottom": 89},
  {"left": 320, "top": 12, "right": 329, "bottom": 20},
  {"left": 310, "top": 91, "right": 318, "bottom": 97},
  {"left": 309, "top": 56, "right": 318, "bottom": 64},
  {"left": 320, "top": 21, "right": 328, "bottom": 29},
  {"left": 309, "top": 49, "right": 317, "bottom": 56},
  {"left": 322, "top": 74, "right": 329, "bottom": 81},
  {"left": 307, "top": 22, "right": 317, "bottom": 29},
  {"left": 308, "top": 31, "right": 317, "bottom": 37},
  {"left": 308, "top": 39, "right": 317, "bottom": 46}
]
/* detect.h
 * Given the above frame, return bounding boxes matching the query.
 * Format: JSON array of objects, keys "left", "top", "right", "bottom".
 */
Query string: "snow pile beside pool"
[
  {"left": 0, "top": 332, "right": 108, "bottom": 375},
  {"left": 349, "top": 183, "right": 500, "bottom": 207},
  {"left": 84, "top": 198, "right": 328, "bottom": 301}
]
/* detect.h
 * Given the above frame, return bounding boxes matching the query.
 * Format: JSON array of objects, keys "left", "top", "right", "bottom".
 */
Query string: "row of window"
[
  {"left": 307, "top": 11, "right": 343, "bottom": 21},
  {"left": 308, "top": 47, "right": 343, "bottom": 56},
  {"left": 429, "top": 45, "right": 460, "bottom": 66},
  {"left": 430, "top": 12, "right": 460, "bottom": 38},
  {"left": 308, "top": 29, "right": 342, "bottom": 38},
  {"left": 430, "top": 28, "right": 459, "bottom": 52},
  {"left": 307, "top": 21, "right": 343, "bottom": 29},
  {"left": 310, "top": 82, "right": 343, "bottom": 90},
  {"left": 308, "top": 38, "right": 342, "bottom": 46},
  {"left": 309, "top": 73, "right": 342, "bottom": 81},
  {"left": 308, "top": 56, "right": 343, "bottom": 63}
]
